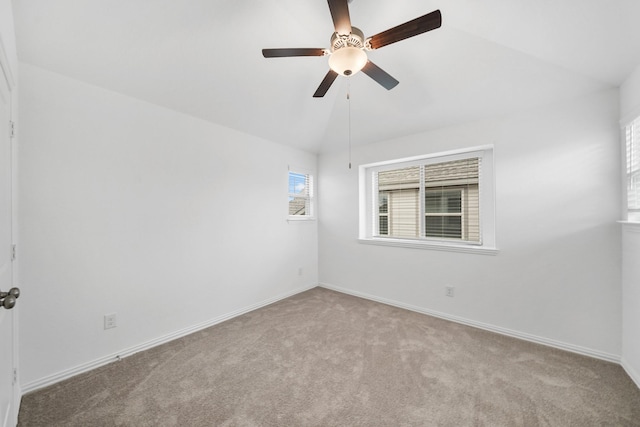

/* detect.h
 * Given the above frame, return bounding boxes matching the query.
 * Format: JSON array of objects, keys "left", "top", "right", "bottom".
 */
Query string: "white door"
[{"left": 0, "top": 55, "right": 16, "bottom": 427}]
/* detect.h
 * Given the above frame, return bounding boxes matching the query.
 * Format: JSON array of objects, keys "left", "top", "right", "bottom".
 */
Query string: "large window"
[
  {"left": 288, "top": 170, "right": 314, "bottom": 219},
  {"left": 359, "top": 146, "right": 496, "bottom": 253},
  {"left": 625, "top": 116, "right": 640, "bottom": 222}
]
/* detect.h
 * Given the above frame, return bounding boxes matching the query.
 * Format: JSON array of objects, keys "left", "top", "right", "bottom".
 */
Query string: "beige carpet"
[{"left": 18, "top": 287, "right": 640, "bottom": 426}]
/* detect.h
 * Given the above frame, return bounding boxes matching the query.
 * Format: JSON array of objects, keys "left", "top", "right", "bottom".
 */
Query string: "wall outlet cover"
[{"left": 104, "top": 313, "right": 117, "bottom": 329}]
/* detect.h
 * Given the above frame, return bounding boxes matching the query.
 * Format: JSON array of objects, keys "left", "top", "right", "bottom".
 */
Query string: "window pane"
[
  {"left": 627, "top": 119, "right": 640, "bottom": 174},
  {"left": 425, "top": 190, "right": 461, "bottom": 213},
  {"left": 379, "top": 216, "right": 388, "bottom": 235},
  {"left": 289, "top": 172, "right": 308, "bottom": 196},
  {"left": 389, "top": 189, "right": 420, "bottom": 238},
  {"left": 629, "top": 171, "right": 640, "bottom": 212},
  {"left": 378, "top": 166, "right": 420, "bottom": 190},
  {"left": 288, "top": 171, "right": 312, "bottom": 217},
  {"left": 426, "top": 216, "right": 462, "bottom": 239},
  {"left": 378, "top": 168, "right": 419, "bottom": 238},
  {"left": 425, "top": 192, "right": 439, "bottom": 213},
  {"left": 425, "top": 158, "right": 479, "bottom": 184},
  {"left": 289, "top": 196, "right": 307, "bottom": 215},
  {"left": 379, "top": 192, "right": 388, "bottom": 214},
  {"left": 628, "top": 118, "right": 640, "bottom": 215}
]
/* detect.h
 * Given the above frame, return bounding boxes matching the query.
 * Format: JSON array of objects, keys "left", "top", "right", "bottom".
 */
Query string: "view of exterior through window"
[
  {"left": 360, "top": 146, "right": 495, "bottom": 252},
  {"left": 626, "top": 116, "right": 640, "bottom": 222},
  {"left": 376, "top": 158, "right": 480, "bottom": 242},
  {"left": 288, "top": 171, "right": 313, "bottom": 217}
]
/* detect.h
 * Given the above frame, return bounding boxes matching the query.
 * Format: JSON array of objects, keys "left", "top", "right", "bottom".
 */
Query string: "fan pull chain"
[{"left": 347, "top": 78, "right": 352, "bottom": 169}]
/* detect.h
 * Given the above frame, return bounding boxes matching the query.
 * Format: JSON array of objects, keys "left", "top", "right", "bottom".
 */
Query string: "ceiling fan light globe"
[{"left": 328, "top": 47, "right": 367, "bottom": 76}]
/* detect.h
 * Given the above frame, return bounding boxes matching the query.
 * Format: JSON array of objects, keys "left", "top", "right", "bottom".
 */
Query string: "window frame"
[
  {"left": 358, "top": 145, "right": 497, "bottom": 254},
  {"left": 622, "top": 113, "right": 640, "bottom": 223},
  {"left": 287, "top": 168, "right": 315, "bottom": 221}
]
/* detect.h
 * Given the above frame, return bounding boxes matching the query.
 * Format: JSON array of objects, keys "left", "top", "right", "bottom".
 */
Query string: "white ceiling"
[{"left": 12, "top": 0, "right": 640, "bottom": 153}]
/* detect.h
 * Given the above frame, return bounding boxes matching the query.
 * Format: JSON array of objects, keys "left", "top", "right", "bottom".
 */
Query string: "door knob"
[{"left": 0, "top": 287, "right": 20, "bottom": 310}]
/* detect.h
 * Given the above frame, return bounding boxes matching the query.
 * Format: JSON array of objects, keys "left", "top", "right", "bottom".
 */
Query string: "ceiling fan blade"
[
  {"left": 362, "top": 61, "right": 399, "bottom": 90},
  {"left": 313, "top": 70, "right": 339, "bottom": 98},
  {"left": 368, "top": 10, "right": 442, "bottom": 50},
  {"left": 327, "top": 0, "right": 352, "bottom": 36},
  {"left": 262, "top": 48, "right": 326, "bottom": 58}
]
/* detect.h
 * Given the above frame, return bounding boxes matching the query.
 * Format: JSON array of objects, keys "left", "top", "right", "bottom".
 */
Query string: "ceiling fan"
[{"left": 262, "top": 0, "right": 442, "bottom": 98}]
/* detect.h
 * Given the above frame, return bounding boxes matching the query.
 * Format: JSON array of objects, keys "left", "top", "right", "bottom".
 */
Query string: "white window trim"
[
  {"left": 287, "top": 215, "right": 315, "bottom": 222},
  {"left": 287, "top": 166, "right": 315, "bottom": 222},
  {"left": 358, "top": 145, "right": 497, "bottom": 255}
]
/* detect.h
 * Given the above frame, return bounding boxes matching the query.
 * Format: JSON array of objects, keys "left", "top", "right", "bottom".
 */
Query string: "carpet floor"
[{"left": 18, "top": 287, "right": 640, "bottom": 426}]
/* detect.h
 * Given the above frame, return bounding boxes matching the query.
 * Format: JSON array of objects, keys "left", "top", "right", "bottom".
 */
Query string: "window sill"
[
  {"left": 619, "top": 221, "right": 640, "bottom": 232},
  {"left": 287, "top": 216, "right": 316, "bottom": 222},
  {"left": 358, "top": 237, "right": 499, "bottom": 255}
]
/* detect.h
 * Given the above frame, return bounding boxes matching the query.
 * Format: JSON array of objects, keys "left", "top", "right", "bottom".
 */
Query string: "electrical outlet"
[
  {"left": 445, "top": 286, "right": 455, "bottom": 297},
  {"left": 104, "top": 313, "right": 117, "bottom": 329}
]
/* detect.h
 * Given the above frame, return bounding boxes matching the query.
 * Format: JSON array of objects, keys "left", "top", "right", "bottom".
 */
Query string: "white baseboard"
[
  {"left": 320, "top": 283, "right": 621, "bottom": 364},
  {"left": 621, "top": 357, "right": 640, "bottom": 390},
  {"left": 21, "top": 284, "right": 317, "bottom": 395}
]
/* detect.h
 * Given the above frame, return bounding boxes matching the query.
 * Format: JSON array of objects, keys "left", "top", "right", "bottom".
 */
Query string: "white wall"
[
  {"left": 319, "top": 89, "right": 622, "bottom": 359},
  {"left": 18, "top": 63, "right": 318, "bottom": 389},
  {"left": 621, "top": 66, "right": 640, "bottom": 122},
  {"left": 620, "top": 65, "right": 640, "bottom": 387},
  {"left": 0, "top": 0, "right": 18, "bottom": 78}
]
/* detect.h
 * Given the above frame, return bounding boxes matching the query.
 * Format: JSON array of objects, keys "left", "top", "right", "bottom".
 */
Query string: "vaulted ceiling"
[{"left": 13, "top": 0, "right": 640, "bottom": 153}]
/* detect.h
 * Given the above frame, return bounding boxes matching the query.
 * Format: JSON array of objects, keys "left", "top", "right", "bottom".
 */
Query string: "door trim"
[{"left": 0, "top": 31, "right": 18, "bottom": 427}]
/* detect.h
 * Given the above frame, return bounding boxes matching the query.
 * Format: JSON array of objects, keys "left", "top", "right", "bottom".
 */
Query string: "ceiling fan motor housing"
[
  {"left": 329, "top": 27, "right": 368, "bottom": 76},
  {"left": 330, "top": 26, "right": 365, "bottom": 51}
]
